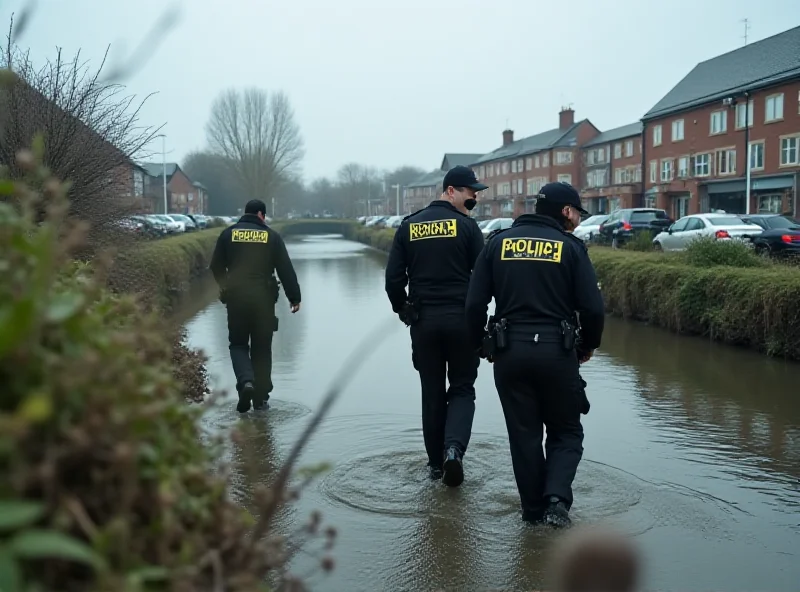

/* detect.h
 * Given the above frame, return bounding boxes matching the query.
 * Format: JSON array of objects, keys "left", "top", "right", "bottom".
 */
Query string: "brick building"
[
  {"left": 579, "top": 122, "right": 643, "bottom": 214},
  {"left": 469, "top": 108, "right": 600, "bottom": 218},
  {"left": 404, "top": 153, "right": 483, "bottom": 214},
  {"left": 141, "top": 162, "right": 206, "bottom": 214},
  {"left": 641, "top": 25, "right": 800, "bottom": 219}
]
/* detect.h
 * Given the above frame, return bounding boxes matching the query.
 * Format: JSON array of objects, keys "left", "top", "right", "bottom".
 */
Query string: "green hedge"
[
  {"left": 108, "top": 228, "right": 223, "bottom": 312},
  {"left": 345, "top": 225, "right": 800, "bottom": 360}
]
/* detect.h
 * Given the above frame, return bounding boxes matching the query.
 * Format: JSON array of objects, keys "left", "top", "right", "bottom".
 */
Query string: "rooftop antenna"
[
  {"left": 742, "top": 18, "right": 750, "bottom": 45},
  {"left": 505, "top": 117, "right": 509, "bottom": 129}
]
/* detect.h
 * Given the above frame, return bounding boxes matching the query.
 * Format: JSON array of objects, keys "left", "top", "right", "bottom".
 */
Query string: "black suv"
[{"left": 598, "top": 208, "right": 672, "bottom": 248}]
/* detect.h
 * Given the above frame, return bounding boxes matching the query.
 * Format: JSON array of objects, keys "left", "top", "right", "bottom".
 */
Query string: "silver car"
[{"left": 653, "top": 213, "right": 763, "bottom": 252}]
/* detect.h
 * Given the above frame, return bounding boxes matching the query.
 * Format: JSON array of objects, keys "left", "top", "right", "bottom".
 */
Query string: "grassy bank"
[
  {"left": 345, "top": 224, "right": 800, "bottom": 360},
  {"left": 108, "top": 228, "right": 223, "bottom": 312}
]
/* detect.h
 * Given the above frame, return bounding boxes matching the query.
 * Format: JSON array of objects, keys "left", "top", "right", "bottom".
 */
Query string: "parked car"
[
  {"left": 572, "top": 214, "right": 609, "bottom": 242},
  {"left": 598, "top": 208, "right": 672, "bottom": 248},
  {"left": 652, "top": 213, "right": 763, "bottom": 251},
  {"left": 167, "top": 213, "right": 197, "bottom": 232},
  {"left": 738, "top": 214, "right": 800, "bottom": 257},
  {"left": 481, "top": 217, "right": 514, "bottom": 239}
]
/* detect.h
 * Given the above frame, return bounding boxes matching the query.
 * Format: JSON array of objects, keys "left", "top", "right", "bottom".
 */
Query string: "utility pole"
[
  {"left": 161, "top": 134, "right": 168, "bottom": 214},
  {"left": 742, "top": 18, "right": 750, "bottom": 46},
  {"left": 392, "top": 184, "right": 401, "bottom": 215}
]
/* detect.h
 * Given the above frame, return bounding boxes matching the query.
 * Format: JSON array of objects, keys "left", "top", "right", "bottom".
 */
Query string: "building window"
[
  {"left": 766, "top": 94, "right": 784, "bottom": 122},
  {"left": 758, "top": 195, "right": 783, "bottom": 214},
  {"left": 653, "top": 125, "right": 662, "bottom": 146},
  {"left": 525, "top": 158, "right": 532, "bottom": 170},
  {"left": 710, "top": 110, "right": 727, "bottom": 134},
  {"left": 672, "top": 119, "right": 684, "bottom": 141},
  {"left": 586, "top": 169, "right": 608, "bottom": 188},
  {"left": 133, "top": 170, "right": 144, "bottom": 196},
  {"left": 502, "top": 162, "right": 510, "bottom": 175},
  {"left": 587, "top": 151, "right": 596, "bottom": 165},
  {"left": 694, "top": 153, "right": 710, "bottom": 176},
  {"left": 542, "top": 154, "right": 549, "bottom": 167},
  {"left": 556, "top": 151, "right": 572, "bottom": 165},
  {"left": 596, "top": 148, "right": 606, "bottom": 163},
  {"left": 735, "top": 100, "right": 754, "bottom": 129},
  {"left": 749, "top": 142, "right": 764, "bottom": 170},
  {"left": 634, "top": 165, "right": 642, "bottom": 182},
  {"left": 516, "top": 178, "right": 524, "bottom": 194},
  {"left": 557, "top": 174, "right": 572, "bottom": 184},
  {"left": 678, "top": 156, "right": 689, "bottom": 178},
  {"left": 534, "top": 155, "right": 540, "bottom": 168},
  {"left": 660, "top": 160, "right": 673, "bottom": 182},
  {"left": 649, "top": 160, "right": 657, "bottom": 183},
  {"left": 716, "top": 149, "right": 736, "bottom": 175},
  {"left": 511, "top": 160, "right": 518, "bottom": 173},
  {"left": 780, "top": 136, "right": 800, "bottom": 165},
  {"left": 517, "top": 159, "right": 523, "bottom": 171},
  {"left": 644, "top": 195, "right": 656, "bottom": 208},
  {"left": 625, "top": 140, "right": 634, "bottom": 157},
  {"left": 614, "top": 143, "right": 622, "bottom": 159}
]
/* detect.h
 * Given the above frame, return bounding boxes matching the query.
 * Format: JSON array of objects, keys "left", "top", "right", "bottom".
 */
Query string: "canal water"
[{"left": 183, "top": 234, "right": 800, "bottom": 592}]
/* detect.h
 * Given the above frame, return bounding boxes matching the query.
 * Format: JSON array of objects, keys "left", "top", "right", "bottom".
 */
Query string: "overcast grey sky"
[{"left": 2, "top": 0, "right": 799, "bottom": 182}]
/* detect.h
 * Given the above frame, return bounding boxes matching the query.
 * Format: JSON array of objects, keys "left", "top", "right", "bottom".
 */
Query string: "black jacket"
[
  {"left": 464, "top": 214, "right": 604, "bottom": 350},
  {"left": 209, "top": 214, "right": 301, "bottom": 304},
  {"left": 385, "top": 200, "right": 485, "bottom": 312}
]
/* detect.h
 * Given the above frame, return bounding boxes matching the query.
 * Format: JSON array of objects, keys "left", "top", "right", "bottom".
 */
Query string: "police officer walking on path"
[
  {"left": 464, "top": 182, "right": 605, "bottom": 527},
  {"left": 385, "top": 165, "right": 487, "bottom": 486},
  {"left": 210, "top": 199, "right": 301, "bottom": 413}
]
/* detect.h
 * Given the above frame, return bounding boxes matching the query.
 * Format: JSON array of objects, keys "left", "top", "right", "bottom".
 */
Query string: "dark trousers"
[
  {"left": 226, "top": 295, "right": 276, "bottom": 402},
  {"left": 409, "top": 306, "right": 479, "bottom": 469},
  {"left": 492, "top": 330, "right": 585, "bottom": 519}
]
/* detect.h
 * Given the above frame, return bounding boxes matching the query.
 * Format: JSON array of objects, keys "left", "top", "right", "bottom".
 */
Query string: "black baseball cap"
[
  {"left": 537, "top": 181, "right": 589, "bottom": 215},
  {"left": 442, "top": 165, "right": 488, "bottom": 192}
]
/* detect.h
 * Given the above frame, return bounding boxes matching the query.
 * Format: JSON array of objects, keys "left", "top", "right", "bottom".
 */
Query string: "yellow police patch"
[
  {"left": 231, "top": 229, "right": 269, "bottom": 243},
  {"left": 409, "top": 219, "right": 457, "bottom": 241},
  {"left": 500, "top": 237, "right": 563, "bottom": 263}
]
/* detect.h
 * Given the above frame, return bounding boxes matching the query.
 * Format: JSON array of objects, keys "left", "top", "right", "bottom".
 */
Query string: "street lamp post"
[
  {"left": 391, "top": 184, "right": 401, "bottom": 215},
  {"left": 155, "top": 134, "right": 168, "bottom": 214}
]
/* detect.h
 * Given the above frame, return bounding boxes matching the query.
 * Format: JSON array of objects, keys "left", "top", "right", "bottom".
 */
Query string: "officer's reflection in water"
[
  {"left": 384, "top": 166, "right": 487, "bottom": 487},
  {"left": 209, "top": 199, "right": 302, "bottom": 413},
  {"left": 465, "top": 182, "right": 605, "bottom": 529}
]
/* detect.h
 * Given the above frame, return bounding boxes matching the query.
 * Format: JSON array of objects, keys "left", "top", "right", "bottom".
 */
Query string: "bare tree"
[
  {"left": 0, "top": 17, "right": 162, "bottom": 253},
  {"left": 182, "top": 150, "right": 249, "bottom": 215},
  {"left": 205, "top": 87, "right": 304, "bottom": 204}
]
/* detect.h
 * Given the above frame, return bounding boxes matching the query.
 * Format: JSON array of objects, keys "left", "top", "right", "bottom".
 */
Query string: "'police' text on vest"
[
  {"left": 232, "top": 229, "right": 269, "bottom": 243},
  {"left": 500, "top": 237, "right": 563, "bottom": 263},
  {"left": 409, "top": 219, "right": 457, "bottom": 241}
]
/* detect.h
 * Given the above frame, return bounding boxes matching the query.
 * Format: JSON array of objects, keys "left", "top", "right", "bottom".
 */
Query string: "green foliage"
[
  {"left": 107, "top": 229, "right": 223, "bottom": 312},
  {"left": 622, "top": 231, "right": 656, "bottom": 252},
  {"left": 590, "top": 246, "right": 800, "bottom": 359},
  {"left": 0, "top": 146, "right": 323, "bottom": 591},
  {"left": 680, "top": 235, "right": 763, "bottom": 268}
]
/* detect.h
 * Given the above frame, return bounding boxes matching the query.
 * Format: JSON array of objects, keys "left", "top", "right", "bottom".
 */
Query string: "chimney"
[
  {"left": 502, "top": 129, "right": 514, "bottom": 146},
  {"left": 559, "top": 107, "right": 575, "bottom": 129}
]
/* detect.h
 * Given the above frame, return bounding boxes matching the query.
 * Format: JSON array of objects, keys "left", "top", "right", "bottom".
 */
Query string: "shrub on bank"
[
  {"left": 0, "top": 150, "right": 333, "bottom": 591},
  {"left": 346, "top": 224, "right": 800, "bottom": 360},
  {"left": 590, "top": 245, "right": 800, "bottom": 358},
  {"left": 107, "top": 228, "right": 223, "bottom": 312}
]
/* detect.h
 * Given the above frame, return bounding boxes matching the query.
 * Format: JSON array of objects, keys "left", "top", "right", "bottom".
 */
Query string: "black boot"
[
  {"left": 441, "top": 446, "right": 464, "bottom": 487},
  {"left": 237, "top": 381, "right": 255, "bottom": 413},
  {"left": 543, "top": 496, "right": 571, "bottom": 529}
]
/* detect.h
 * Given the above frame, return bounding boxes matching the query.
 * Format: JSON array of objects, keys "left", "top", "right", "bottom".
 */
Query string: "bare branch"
[
  {"left": 205, "top": 87, "right": 304, "bottom": 203},
  {"left": 0, "top": 16, "right": 165, "bottom": 255}
]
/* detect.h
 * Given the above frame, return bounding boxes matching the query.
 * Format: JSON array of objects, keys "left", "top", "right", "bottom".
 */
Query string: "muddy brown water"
[{"left": 182, "top": 234, "right": 800, "bottom": 591}]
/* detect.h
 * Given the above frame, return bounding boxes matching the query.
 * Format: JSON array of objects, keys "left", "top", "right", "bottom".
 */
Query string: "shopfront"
[{"left": 703, "top": 174, "right": 797, "bottom": 215}]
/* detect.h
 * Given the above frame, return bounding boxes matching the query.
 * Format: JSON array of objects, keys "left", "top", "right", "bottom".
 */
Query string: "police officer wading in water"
[
  {"left": 385, "top": 165, "right": 487, "bottom": 487},
  {"left": 210, "top": 199, "right": 301, "bottom": 413},
  {"left": 464, "top": 182, "right": 605, "bottom": 528}
]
